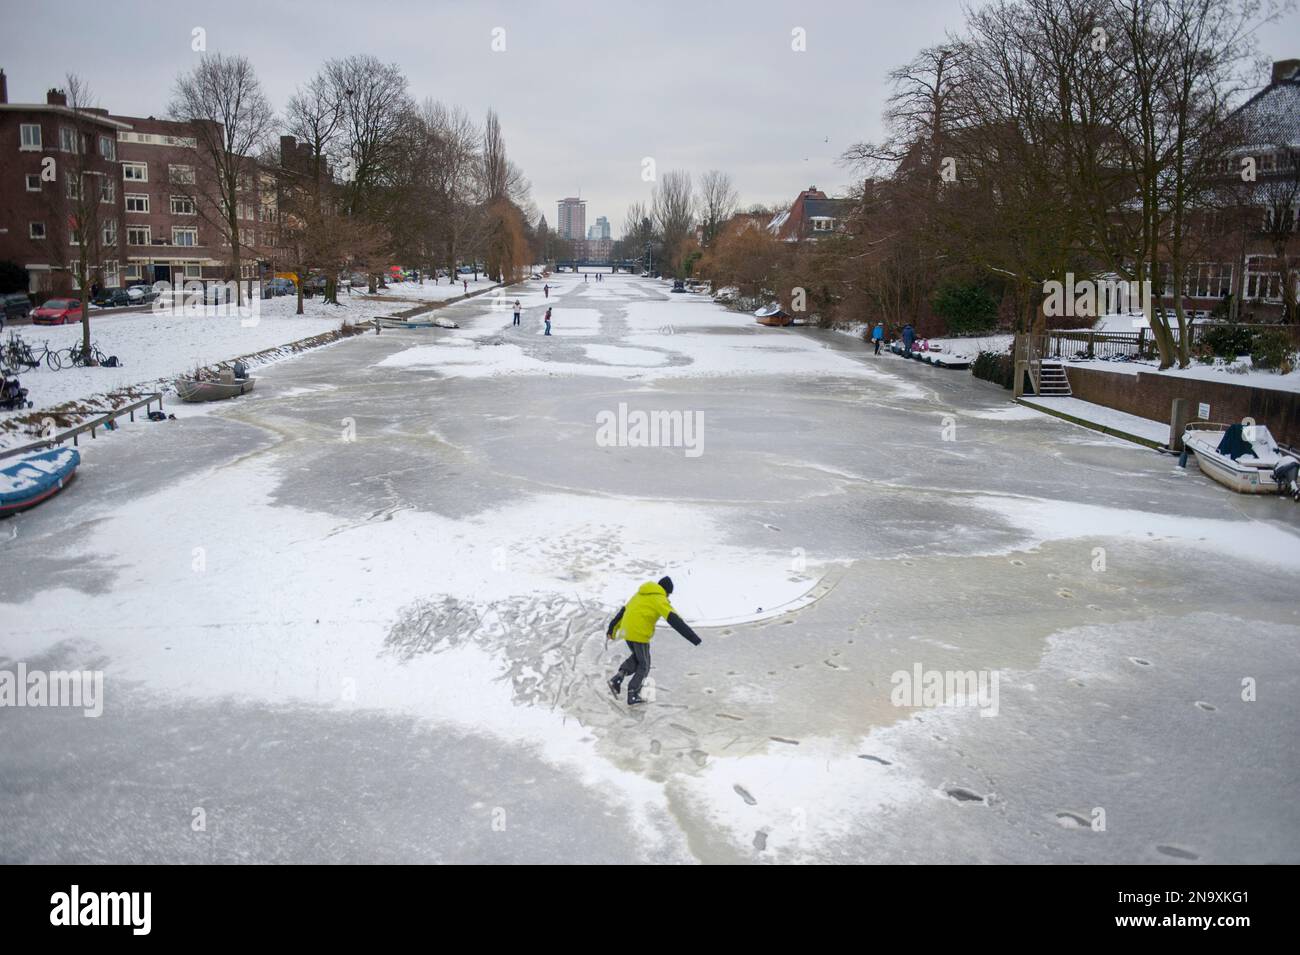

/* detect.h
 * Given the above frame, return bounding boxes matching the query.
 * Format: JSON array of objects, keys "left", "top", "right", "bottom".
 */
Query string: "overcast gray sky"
[{"left": 3, "top": 0, "right": 1296, "bottom": 236}]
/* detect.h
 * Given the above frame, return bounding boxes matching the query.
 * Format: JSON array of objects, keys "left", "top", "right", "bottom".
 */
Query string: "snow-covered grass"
[
  {"left": 360, "top": 278, "right": 495, "bottom": 303},
  {"left": 1061, "top": 354, "right": 1300, "bottom": 394},
  {"left": 2, "top": 294, "right": 392, "bottom": 418}
]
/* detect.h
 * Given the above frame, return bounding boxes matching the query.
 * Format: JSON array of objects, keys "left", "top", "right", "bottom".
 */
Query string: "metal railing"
[{"left": 0, "top": 392, "right": 163, "bottom": 461}]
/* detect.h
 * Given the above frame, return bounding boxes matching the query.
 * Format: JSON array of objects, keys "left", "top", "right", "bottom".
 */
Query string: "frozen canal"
[{"left": 3, "top": 272, "right": 1298, "bottom": 864}]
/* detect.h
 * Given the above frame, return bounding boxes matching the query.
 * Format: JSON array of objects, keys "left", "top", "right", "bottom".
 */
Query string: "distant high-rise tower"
[
  {"left": 557, "top": 197, "right": 586, "bottom": 240},
  {"left": 588, "top": 216, "right": 610, "bottom": 241}
]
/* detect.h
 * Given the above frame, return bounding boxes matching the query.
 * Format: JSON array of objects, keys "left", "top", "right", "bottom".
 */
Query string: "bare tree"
[
  {"left": 697, "top": 170, "right": 738, "bottom": 246},
  {"left": 283, "top": 71, "right": 347, "bottom": 309},
  {"left": 43, "top": 75, "right": 119, "bottom": 355},
  {"left": 652, "top": 170, "right": 694, "bottom": 276},
  {"left": 424, "top": 102, "right": 480, "bottom": 281},
  {"left": 327, "top": 55, "right": 410, "bottom": 220},
  {"left": 170, "top": 54, "right": 275, "bottom": 307}
]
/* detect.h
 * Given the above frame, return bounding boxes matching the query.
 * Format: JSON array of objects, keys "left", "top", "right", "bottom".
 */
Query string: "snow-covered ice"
[{"left": 2, "top": 271, "right": 1298, "bottom": 863}]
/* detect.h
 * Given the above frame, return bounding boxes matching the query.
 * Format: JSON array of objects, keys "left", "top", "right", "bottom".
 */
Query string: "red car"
[{"left": 31, "top": 298, "right": 86, "bottom": 325}]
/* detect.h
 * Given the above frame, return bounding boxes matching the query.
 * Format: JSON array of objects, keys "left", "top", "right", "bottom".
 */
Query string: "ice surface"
[{"left": 2, "top": 272, "right": 1298, "bottom": 863}]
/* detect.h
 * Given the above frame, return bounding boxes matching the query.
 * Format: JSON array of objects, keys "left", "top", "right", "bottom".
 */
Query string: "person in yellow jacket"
[{"left": 606, "top": 576, "right": 702, "bottom": 706}]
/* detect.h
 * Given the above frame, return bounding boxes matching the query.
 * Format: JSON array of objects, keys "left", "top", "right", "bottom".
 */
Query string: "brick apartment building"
[
  {"left": 0, "top": 72, "right": 129, "bottom": 295},
  {"left": 1157, "top": 58, "right": 1300, "bottom": 323},
  {"left": 767, "top": 186, "right": 849, "bottom": 241},
  {"left": 109, "top": 113, "right": 219, "bottom": 286},
  {"left": 109, "top": 113, "right": 278, "bottom": 286},
  {"left": 1, "top": 68, "right": 280, "bottom": 297}
]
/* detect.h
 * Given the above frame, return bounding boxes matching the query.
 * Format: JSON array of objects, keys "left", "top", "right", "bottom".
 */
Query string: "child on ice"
[{"left": 606, "top": 576, "right": 701, "bottom": 706}]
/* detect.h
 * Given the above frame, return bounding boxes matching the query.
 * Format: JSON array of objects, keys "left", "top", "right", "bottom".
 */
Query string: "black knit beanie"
[{"left": 658, "top": 576, "right": 674, "bottom": 595}]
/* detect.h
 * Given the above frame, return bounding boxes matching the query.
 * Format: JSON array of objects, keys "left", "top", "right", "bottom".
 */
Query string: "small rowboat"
[
  {"left": 174, "top": 375, "right": 256, "bottom": 402},
  {"left": 753, "top": 303, "right": 791, "bottom": 327},
  {"left": 375, "top": 315, "right": 459, "bottom": 329},
  {"left": 1182, "top": 422, "right": 1299, "bottom": 497},
  {"left": 1, "top": 448, "right": 80, "bottom": 515}
]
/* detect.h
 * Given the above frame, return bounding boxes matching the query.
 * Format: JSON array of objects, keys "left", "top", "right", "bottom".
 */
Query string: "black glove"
[
  {"left": 606, "top": 607, "right": 625, "bottom": 640},
  {"left": 667, "top": 613, "right": 702, "bottom": 646}
]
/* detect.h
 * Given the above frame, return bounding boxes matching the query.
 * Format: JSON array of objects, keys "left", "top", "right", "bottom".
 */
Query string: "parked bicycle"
[
  {"left": 3, "top": 331, "right": 60, "bottom": 372},
  {"left": 58, "top": 340, "right": 114, "bottom": 368}
]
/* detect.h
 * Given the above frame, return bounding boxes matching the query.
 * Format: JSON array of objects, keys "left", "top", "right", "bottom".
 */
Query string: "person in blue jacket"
[{"left": 871, "top": 322, "right": 885, "bottom": 355}]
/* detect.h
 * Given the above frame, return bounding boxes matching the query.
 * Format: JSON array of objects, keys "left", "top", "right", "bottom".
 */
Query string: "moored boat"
[
  {"left": 174, "top": 375, "right": 256, "bottom": 402},
  {"left": 1182, "top": 422, "right": 1300, "bottom": 498},
  {"left": 0, "top": 447, "right": 80, "bottom": 515}
]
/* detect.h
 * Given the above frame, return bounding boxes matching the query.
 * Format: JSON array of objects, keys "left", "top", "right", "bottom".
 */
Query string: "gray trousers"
[{"left": 616, "top": 641, "right": 652, "bottom": 694}]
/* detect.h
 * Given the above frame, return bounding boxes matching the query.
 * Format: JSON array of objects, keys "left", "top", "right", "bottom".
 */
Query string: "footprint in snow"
[
  {"left": 1156, "top": 844, "right": 1199, "bottom": 860},
  {"left": 945, "top": 787, "right": 986, "bottom": 804},
  {"left": 753, "top": 829, "right": 769, "bottom": 851},
  {"left": 1129, "top": 657, "right": 1152, "bottom": 667},
  {"left": 733, "top": 785, "right": 758, "bottom": 806},
  {"left": 1194, "top": 701, "right": 1217, "bottom": 712}
]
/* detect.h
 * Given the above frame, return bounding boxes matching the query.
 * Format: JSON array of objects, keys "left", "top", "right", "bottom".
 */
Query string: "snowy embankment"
[
  {"left": 1059, "top": 354, "right": 1300, "bottom": 394},
  {"left": 0, "top": 295, "right": 393, "bottom": 446},
  {"left": 359, "top": 278, "right": 496, "bottom": 304}
]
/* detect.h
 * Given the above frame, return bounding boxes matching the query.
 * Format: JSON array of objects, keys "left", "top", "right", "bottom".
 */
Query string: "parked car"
[
  {"left": 31, "top": 298, "right": 86, "bottom": 325},
  {"left": 348, "top": 273, "right": 370, "bottom": 288},
  {"left": 127, "top": 284, "right": 160, "bottom": 304},
  {"left": 670, "top": 280, "right": 686, "bottom": 293},
  {"left": 265, "top": 278, "right": 295, "bottom": 297},
  {"left": 305, "top": 275, "right": 329, "bottom": 293},
  {"left": 92, "top": 288, "right": 133, "bottom": 308},
  {"left": 0, "top": 292, "right": 33, "bottom": 322}
]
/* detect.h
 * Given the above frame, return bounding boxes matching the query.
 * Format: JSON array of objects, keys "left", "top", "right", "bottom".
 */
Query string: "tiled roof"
[{"left": 1232, "top": 76, "right": 1300, "bottom": 147}]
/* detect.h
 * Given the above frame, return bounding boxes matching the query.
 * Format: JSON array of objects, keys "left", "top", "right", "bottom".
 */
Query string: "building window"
[
  {"left": 811, "top": 217, "right": 835, "bottom": 232},
  {"left": 1245, "top": 255, "right": 1281, "bottom": 302},
  {"left": 1187, "top": 263, "right": 1232, "bottom": 299},
  {"left": 169, "top": 164, "right": 195, "bottom": 185},
  {"left": 123, "top": 162, "right": 148, "bottom": 182},
  {"left": 237, "top": 201, "right": 255, "bottom": 220},
  {"left": 29, "top": 222, "right": 46, "bottom": 240},
  {"left": 126, "top": 194, "right": 150, "bottom": 213},
  {"left": 59, "top": 126, "right": 80, "bottom": 152},
  {"left": 100, "top": 177, "right": 116, "bottom": 203},
  {"left": 170, "top": 195, "right": 196, "bottom": 215},
  {"left": 103, "top": 219, "right": 118, "bottom": 246},
  {"left": 127, "top": 226, "right": 151, "bottom": 246},
  {"left": 173, "top": 227, "right": 198, "bottom": 247},
  {"left": 66, "top": 176, "right": 82, "bottom": 200},
  {"left": 25, "top": 173, "right": 41, "bottom": 192},
  {"left": 99, "top": 135, "right": 116, "bottom": 161},
  {"left": 20, "top": 123, "right": 42, "bottom": 150},
  {"left": 126, "top": 264, "right": 142, "bottom": 280}
]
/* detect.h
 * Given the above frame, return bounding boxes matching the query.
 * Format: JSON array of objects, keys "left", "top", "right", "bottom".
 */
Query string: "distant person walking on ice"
[
  {"left": 512, "top": 299, "right": 521, "bottom": 326},
  {"left": 543, "top": 284, "right": 550, "bottom": 299},
  {"left": 872, "top": 322, "right": 885, "bottom": 354},
  {"left": 606, "top": 576, "right": 702, "bottom": 706},
  {"left": 544, "top": 306, "right": 552, "bottom": 335},
  {"left": 902, "top": 322, "right": 915, "bottom": 354},
  {"left": 463, "top": 279, "right": 469, "bottom": 294}
]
